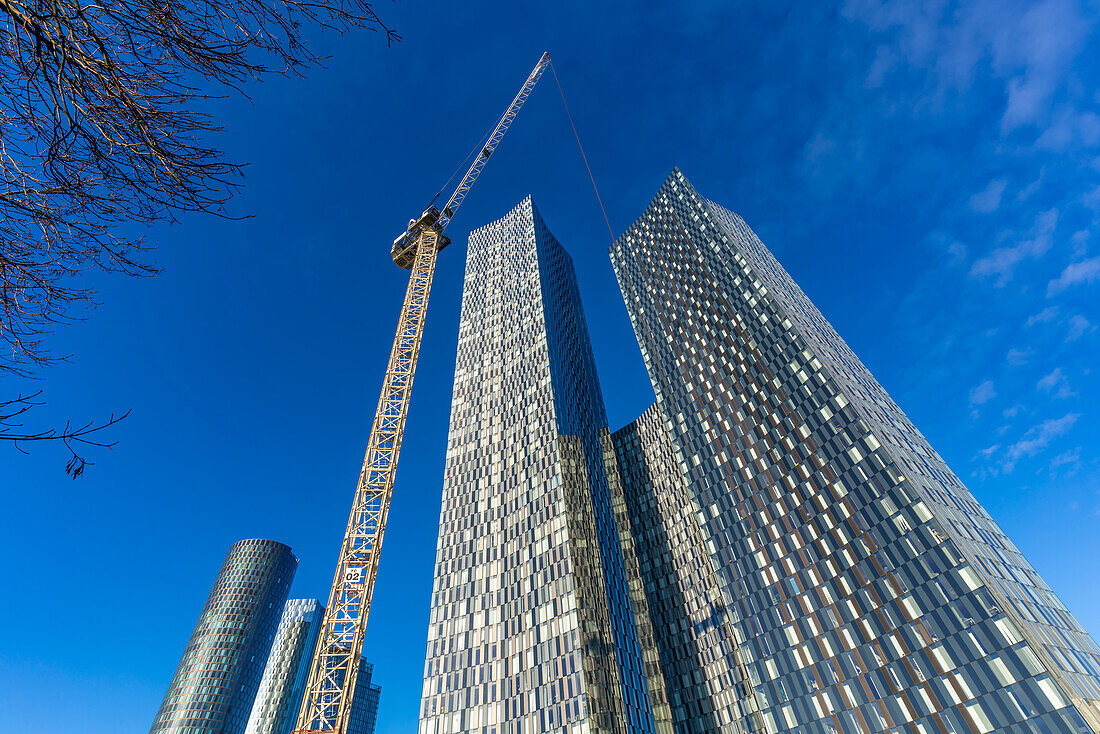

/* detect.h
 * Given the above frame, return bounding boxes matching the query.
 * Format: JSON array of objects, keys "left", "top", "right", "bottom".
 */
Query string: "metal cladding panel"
[
  {"left": 609, "top": 169, "right": 1100, "bottom": 734},
  {"left": 419, "top": 198, "right": 665, "bottom": 734},
  {"left": 150, "top": 539, "right": 298, "bottom": 734}
]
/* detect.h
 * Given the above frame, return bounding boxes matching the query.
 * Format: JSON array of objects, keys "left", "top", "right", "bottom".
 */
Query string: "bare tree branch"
[
  {"left": 0, "top": 0, "right": 397, "bottom": 470},
  {"left": 0, "top": 390, "right": 130, "bottom": 476}
]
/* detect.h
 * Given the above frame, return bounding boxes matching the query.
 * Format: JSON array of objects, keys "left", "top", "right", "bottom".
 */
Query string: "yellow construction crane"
[{"left": 292, "top": 51, "right": 552, "bottom": 734}]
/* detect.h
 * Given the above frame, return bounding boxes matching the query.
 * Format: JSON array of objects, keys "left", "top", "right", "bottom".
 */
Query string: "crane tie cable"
[
  {"left": 550, "top": 60, "right": 615, "bottom": 244},
  {"left": 434, "top": 121, "right": 496, "bottom": 202}
]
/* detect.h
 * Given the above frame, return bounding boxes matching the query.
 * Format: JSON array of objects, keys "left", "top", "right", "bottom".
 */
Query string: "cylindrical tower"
[{"left": 150, "top": 538, "right": 298, "bottom": 734}]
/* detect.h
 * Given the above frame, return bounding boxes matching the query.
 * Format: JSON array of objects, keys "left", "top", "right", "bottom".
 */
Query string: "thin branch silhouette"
[
  {"left": 0, "top": 0, "right": 396, "bottom": 471},
  {"left": 1, "top": 391, "right": 130, "bottom": 476}
]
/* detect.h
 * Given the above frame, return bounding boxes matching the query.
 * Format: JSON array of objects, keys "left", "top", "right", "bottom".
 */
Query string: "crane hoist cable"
[
  {"left": 549, "top": 60, "right": 615, "bottom": 243},
  {"left": 291, "top": 51, "right": 552, "bottom": 734},
  {"left": 432, "top": 119, "right": 497, "bottom": 204}
]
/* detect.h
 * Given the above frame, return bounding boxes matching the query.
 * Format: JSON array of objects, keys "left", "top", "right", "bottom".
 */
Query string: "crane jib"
[{"left": 390, "top": 52, "right": 550, "bottom": 269}]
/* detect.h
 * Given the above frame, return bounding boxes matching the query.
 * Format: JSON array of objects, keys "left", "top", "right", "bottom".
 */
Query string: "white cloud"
[
  {"left": 1067, "top": 314, "right": 1093, "bottom": 341},
  {"left": 969, "top": 379, "right": 997, "bottom": 406},
  {"left": 1002, "top": 412, "right": 1080, "bottom": 472},
  {"left": 970, "top": 209, "right": 1058, "bottom": 285},
  {"left": 1035, "top": 108, "right": 1100, "bottom": 151},
  {"left": 1051, "top": 446, "right": 1081, "bottom": 469},
  {"left": 1084, "top": 185, "right": 1100, "bottom": 211},
  {"left": 1006, "top": 347, "right": 1033, "bottom": 366},
  {"left": 1026, "top": 305, "right": 1060, "bottom": 326},
  {"left": 948, "top": 241, "right": 968, "bottom": 265},
  {"left": 998, "top": 0, "right": 1091, "bottom": 134},
  {"left": 1037, "top": 367, "right": 1062, "bottom": 390},
  {"left": 969, "top": 178, "right": 1008, "bottom": 213},
  {"left": 1037, "top": 367, "right": 1076, "bottom": 398},
  {"left": 842, "top": 0, "right": 1093, "bottom": 141},
  {"left": 865, "top": 45, "right": 898, "bottom": 88},
  {"left": 1071, "top": 230, "right": 1089, "bottom": 258},
  {"left": 1017, "top": 168, "right": 1046, "bottom": 200},
  {"left": 1047, "top": 256, "right": 1100, "bottom": 296},
  {"left": 1003, "top": 404, "right": 1023, "bottom": 418}
]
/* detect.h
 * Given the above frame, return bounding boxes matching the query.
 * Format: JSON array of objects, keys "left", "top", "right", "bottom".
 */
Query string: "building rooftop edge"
[{"left": 609, "top": 167, "right": 692, "bottom": 254}]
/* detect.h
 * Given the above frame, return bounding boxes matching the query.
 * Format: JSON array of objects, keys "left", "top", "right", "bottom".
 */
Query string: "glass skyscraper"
[
  {"left": 244, "top": 598, "right": 382, "bottom": 734},
  {"left": 348, "top": 661, "right": 383, "bottom": 734},
  {"left": 150, "top": 539, "right": 298, "bottom": 734},
  {"left": 613, "top": 404, "right": 756, "bottom": 733},
  {"left": 609, "top": 169, "right": 1100, "bottom": 734},
  {"left": 245, "top": 599, "right": 325, "bottom": 734},
  {"left": 419, "top": 198, "right": 671, "bottom": 734}
]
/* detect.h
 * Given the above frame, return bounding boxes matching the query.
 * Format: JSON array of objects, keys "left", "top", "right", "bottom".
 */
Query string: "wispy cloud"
[
  {"left": 1084, "top": 185, "right": 1100, "bottom": 211},
  {"left": 1037, "top": 367, "right": 1076, "bottom": 398},
  {"left": 969, "top": 379, "right": 997, "bottom": 406},
  {"left": 1047, "top": 256, "right": 1100, "bottom": 296},
  {"left": 970, "top": 209, "right": 1058, "bottom": 285},
  {"left": 947, "top": 241, "right": 968, "bottom": 265},
  {"left": 1026, "top": 305, "right": 1060, "bottom": 326},
  {"left": 1067, "top": 314, "right": 1094, "bottom": 341},
  {"left": 969, "top": 178, "right": 1008, "bottom": 213},
  {"left": 1003, "top": 412, "right": 1080, "bottom": 472},
  {"left": 786, "top": 0, "right": 1097, "bottom": 489},
  {"left": 1071, "top": 231, "right": 1090, "bottom": 258},
  {"left": 842, "top": 0, "right": 1093, "bottom": 138},
  {"left": 997, "top": 0, "right": 1093, "bottom": 135},
  {"left": 1035, "top": 107, "right": 1100, "bottom": 151},
  {"left": 1051, "top": 446, "right": 1082, "bottom": 470}
]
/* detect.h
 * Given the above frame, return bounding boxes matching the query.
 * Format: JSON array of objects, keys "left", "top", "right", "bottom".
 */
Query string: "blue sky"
[{"left": 3, "top": 2, "right": 1100, "bottom": 733}]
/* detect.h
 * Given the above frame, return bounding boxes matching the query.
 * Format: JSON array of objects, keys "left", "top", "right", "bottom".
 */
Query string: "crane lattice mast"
[{"left": 292, "top": 51, "right": 552, "bottom": 734}]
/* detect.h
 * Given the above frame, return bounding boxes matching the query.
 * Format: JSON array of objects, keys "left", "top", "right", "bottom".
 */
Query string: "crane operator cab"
[{"left": 391, "top": 205, "right": 452, "bottom": 269}]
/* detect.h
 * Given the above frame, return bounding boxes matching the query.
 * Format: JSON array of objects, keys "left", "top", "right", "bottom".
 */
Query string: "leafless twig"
[
  {"left": 0, "top": 0, "right": 396, "bottom": 472},
  {"left": 1, "top": 391, "right": 130, "bottom": 476},
  {"left": 0, "top": 0, "right": 397, "bottom": 372}
]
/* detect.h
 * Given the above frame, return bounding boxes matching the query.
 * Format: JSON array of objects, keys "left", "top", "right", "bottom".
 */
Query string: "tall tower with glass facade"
[
  {"left": 609, "top": 169, "right": 1100, "bottom": 734},
  {"left": 150, "top": 538, "right": 297, "bottom": 734},
  {"left": 348, "top": 661, "right": 383, "bottom": 734},
  {"left": 419, "top": 197, "right": 671, "bottom": 734},
  {"left": 244, "top": 598, "right": 382, "bottom": 734},
  {"left": 245, "top": 599, "right": 325, "bottom": 734},
  {"left": 613, "top": 404, "right": 757, "bottom": 734}
]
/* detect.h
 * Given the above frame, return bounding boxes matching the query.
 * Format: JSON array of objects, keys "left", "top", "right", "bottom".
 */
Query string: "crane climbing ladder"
[{"left": 292, "top": 51, "right": 552, "bottom": 734}]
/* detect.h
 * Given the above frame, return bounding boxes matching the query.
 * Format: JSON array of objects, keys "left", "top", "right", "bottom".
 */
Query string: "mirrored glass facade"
[
  {"left": 609, "top": 169, "right": 1100, "bottom": 734},
  {"left": 614, "top": 404, "right": 759, "bottom": 734},
  {"left": 243, "top": 598, "right": 381, "bottom": 734},
  {"left": 348, "top": 661, "right": 383, "bottom": 734},
  {"left": 150, "top": 539, "right": 297, "bottom": 734},
  {"left": 245, "top": 599, "right": 325, "bottom": 734},
  {"left": 419, "top": 198, "right": 670, "bottom": 734}
]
